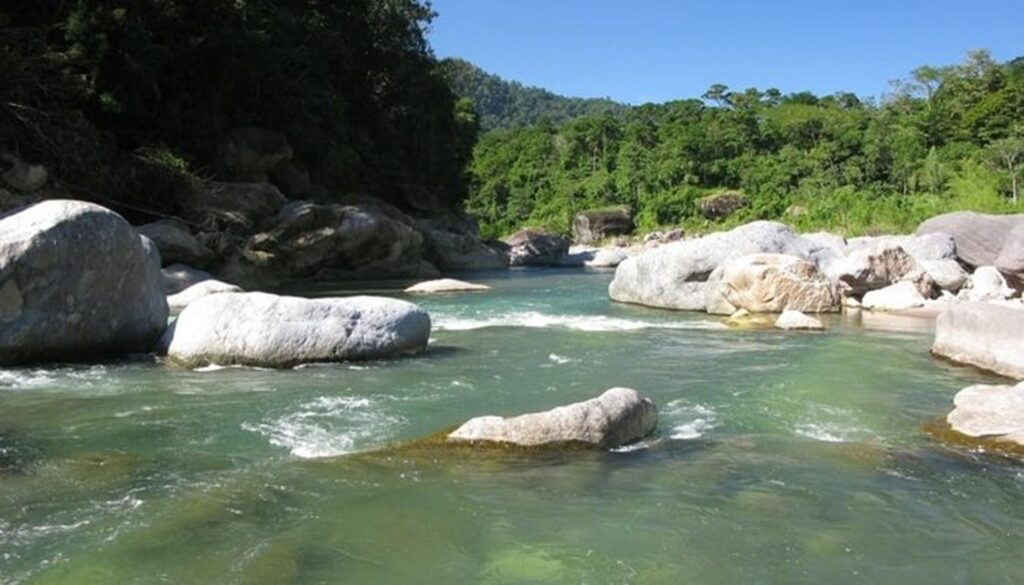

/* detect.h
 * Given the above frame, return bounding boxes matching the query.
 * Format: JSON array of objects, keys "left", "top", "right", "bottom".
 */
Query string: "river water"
[{"left": 1, "top": 269, "right": 1022, "bottom": 584}]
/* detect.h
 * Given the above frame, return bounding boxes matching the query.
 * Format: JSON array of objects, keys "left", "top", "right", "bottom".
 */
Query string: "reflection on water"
[{"left": 0, "top": 269, "right": 1021, "bottom": 584}]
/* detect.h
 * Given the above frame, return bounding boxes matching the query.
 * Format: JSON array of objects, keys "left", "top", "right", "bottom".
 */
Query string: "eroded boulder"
[
  {"left": 448, "top": 388, "right": 657, "bottom": 449},
  {"left": 0, "top": 200, "right": 167, "bottom": 365},
  {"left": 504, "top": 229, "right": 571, "bottom": 267},
  {"left": 572, "top": 207, "right": 634, "bottom": 244},
  {"left": 832, "top": 242, "right": 933, "bottom": 297},
  {"left": 705, "top": 254, "right": 840, "bottom": 315},
  {"left": 932, "top": 302, "right": 1024, "bottom": 379},
  {"left": 136, "top": 219, "right": 214, "bottom": 267},
  {"left": 164, "top": 292, "right": 430, "bottom": 368}
]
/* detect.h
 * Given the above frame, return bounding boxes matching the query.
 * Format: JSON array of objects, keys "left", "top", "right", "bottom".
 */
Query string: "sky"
[{"left": 428, "top": 0, "right": 1024, "bottom": 105}]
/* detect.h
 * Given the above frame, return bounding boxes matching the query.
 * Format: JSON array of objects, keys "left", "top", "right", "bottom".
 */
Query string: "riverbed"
[{"left": 1, "top": 269, "right": 1021, "bottom": 584}]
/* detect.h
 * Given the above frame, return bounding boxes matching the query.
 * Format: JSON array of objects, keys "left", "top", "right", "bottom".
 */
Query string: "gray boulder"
[
  {"left": 0, "top": 200, "right": 167, "bottom": 365},
  {"left": 448, "top": 388, "right": 657, "bottom": 449},
  {"left": 572, "top": 207, "right": 634, "bottom": 244},
  {"left": 161, "top": 264, "right": 214, "bottom": 295},
  {"left": 221, "top": 200, "right": 439, "bottom": 285},
  {"left": 167, "top": 279, "right": 242, "bottom": 312},
  {"left": 609, "top": 221, "right": 822, "bottom": 311},
  {"left": 136, "top": 219, "right": 214, "bottom": 267},
  {"left": 504, "top": 229, "right": 571, "bottom": 266},
  {"left": 918, "top": 212, "right": 1024, "bottom": 284},
  {"left": 946, "top": 382, "right": 1024, "bottom": 447},
  {"left": 416, "top": 220, "right": 509, "bottom": 272},
  {"left": 705, "top": 253, "right": 840, "bottom": 315},
  {"left": 186, "top": 182, "right": 288, "bottom": 234},
  {"left": 164, "top": 292, "right": 430, "bottom": 368},
  {"left": 832, "top": 242, "right": 934, "bottom": 297},
  {"left": 958, "top": 266, "right": 1014, "bottom": 302},
  {"left": 932, "top": 302, "right": 1024, "bottom": 379}
]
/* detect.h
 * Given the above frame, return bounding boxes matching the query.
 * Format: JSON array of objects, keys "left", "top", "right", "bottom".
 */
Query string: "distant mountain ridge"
[{"left": 439, "top": 58, "right": 629, "bottom": 131}]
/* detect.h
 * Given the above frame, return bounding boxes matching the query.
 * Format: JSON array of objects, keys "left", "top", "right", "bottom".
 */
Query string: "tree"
[{"left": 988, "top": 134, "right": 1024, "bottom": 204}]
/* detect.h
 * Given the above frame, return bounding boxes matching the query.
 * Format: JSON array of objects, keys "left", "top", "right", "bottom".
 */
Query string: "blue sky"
[{"left": 428, "top": 0, "right": 1024, "bottom": 105}]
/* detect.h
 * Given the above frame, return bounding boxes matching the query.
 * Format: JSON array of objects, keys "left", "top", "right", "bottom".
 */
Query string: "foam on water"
[
  {"left": 242, "top": 395, "right": 403, "bottom": 458},
  {"left": 433, "top": 311, "right": 727, "bottom": 332},
  {"left": 663, "top": 400, "right": 719, "bottom": 440},
  {"left": 0, "top": 365, "right": 109, "bottom": 391},
  {"left": 793, "top": 422, "right": 875, "bottom": 443}
]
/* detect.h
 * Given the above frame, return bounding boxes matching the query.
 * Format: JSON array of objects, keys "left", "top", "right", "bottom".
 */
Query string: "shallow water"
[{"left": 1, "top": 269, "right": 1022, "bottom": 584}]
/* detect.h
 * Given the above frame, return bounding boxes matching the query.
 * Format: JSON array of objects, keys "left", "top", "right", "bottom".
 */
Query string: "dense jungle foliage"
[
  {"left": 462, "top": 51, "right": 1024, "bottom": 238},
  {"left": 0, "top": 1, "right": 477, "bottom": 219}
]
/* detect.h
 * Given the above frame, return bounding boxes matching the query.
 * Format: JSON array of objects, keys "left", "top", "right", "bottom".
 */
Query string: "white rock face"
[
  {"left": 584, "top": 248, "right": 629, "bottom": 268},
  {"left": 861, "top": 281, "right": 927, "bottom": 311},
  {"left": 164, "top": 292, "right": 431, "bottom": 368},
  {"left": 774, "top": 310, "right": 825, "bottom": 331},
  {"left": 958, "top": 266, "right": 1015, "bottom": 302},
  {"left": 167, "top": 280, "right": 243, "bottom": 312},
  {"left": 404, "top": 278, "right": 491, "bottom": 293},
  {"left": 932, "top": 302, "right": 1024, "bottom": 379},
  {"left": 448, "top": 388, "right": 657, "bottom": 449},
  {"left": 0, "top": 200, "right": 168, "bottom": 365},
  {"left": 609, "top": 221, "right": 823, "bottom": 311},
  {"left": 705, "top": 253, "right": 840, "bottom": 315},
  {"left": 947, "top": 382, "right": 1024, "bottom": 446}
]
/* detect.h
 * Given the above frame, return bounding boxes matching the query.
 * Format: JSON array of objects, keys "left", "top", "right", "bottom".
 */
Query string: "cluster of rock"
[
  {"left": 0, "top": 199, "right": 433, "bottom": 369},
  {"left": 130, "top": 127, "right": 509, "bottom": 290},
  {"left": 608, "top": 213, "right": 1024, "bottom": 324}
]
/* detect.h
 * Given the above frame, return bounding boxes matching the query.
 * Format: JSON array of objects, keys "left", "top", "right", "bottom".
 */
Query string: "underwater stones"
[
  {"left": 163, "top": 292, "right": 430, "bottom": 368},
  {"left": 448, "top": 387, "right": 657, "bottom": 449},
  {"left": 861, "top": 281, "right": 927, "bottom": 312},
  {"left": 167, "top": 279, "right": 243, "bottom": 312},
  {"left": 704, "top": 253, "right": 840, "bottom": 315},
  {"left": 774, "top": 310, "right": 825, "bottom": 331},
  {"left": 404, "top": 278, "right": 491, "bottom": 293},
  {"left": 946, "top": 382, "right": 1024, "bottom": 447},
  {"left": 932, "top": 302, "right": 1024, "bottom": 379},
  {"left": 0, "top": 200, "right": 168, "bottom": 365}
]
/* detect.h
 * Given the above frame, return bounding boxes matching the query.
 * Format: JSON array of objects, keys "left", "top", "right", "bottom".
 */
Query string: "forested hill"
[
  {"left": 440, "top": 58, "right": 628, "bottom": 130},
  {"left": 465, "top": 51, "right": 1024, "bottom": 239}
]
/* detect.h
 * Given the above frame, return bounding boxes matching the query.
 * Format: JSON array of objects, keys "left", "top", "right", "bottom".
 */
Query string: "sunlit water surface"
[{"left": 1, "top": 269, "right": 1022, "bottom": 584}]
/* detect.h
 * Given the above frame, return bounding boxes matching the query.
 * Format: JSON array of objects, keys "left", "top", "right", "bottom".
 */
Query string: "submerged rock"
[
  {"left": 0, "top": 200, "right": 167, "bottom": 365},
  {"left": 167, "top": 279, "right": 243, "bottom": 312},
  {"left": 404, "top": 278, "right": 491, "bottom": 293},
  {"left": 774, "top": 310, "right": 825, "bottom": 331},
  {"left": 609, "top": 221, "right": 821, "bottom": 311},
  {"left": 861, "top": 281, "right": 927, "bottom": 311},
  {"left": 164, "top": 292, "right": 430, "bottom": 368},
  {"left": 448, "top": 388, "right": 657, "bottom": 449},
  {"left": 932, "top": 302, "right": 1024, "bottom": 379},
  {"left": 705, "top": 253, "right": 840, "bottom": 315},
  {"left": 504, "top": 229, "right": 571, "bottom": 267},
  {"left": 946, "top": 382, "right": 1024, "bottom": 448}
]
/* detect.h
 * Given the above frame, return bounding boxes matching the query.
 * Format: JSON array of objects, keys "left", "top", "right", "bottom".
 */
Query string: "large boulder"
[
  {"left": 136, "top": 219, "right": 214, "bottom": 267},
  {"left": 504, "top": 229, "right": 571, "bottom": 267},
  {"left": 163, "top": 292, "right": 430, "bottom": 368},
  {"left": 861, "top": 281, "right": 927, "bottom": 311},
  {"left": 958, "top": 266, "right": 1015, "bottom": 302},
  {"left": 946, "top": 382, "right": 1024, "bottom": 448},
  {"left": 832, "top": 242, "right": 933, "bottom": 297},
  {"left": 221, "top": 200, "right": 439, "bottom": 285},
  {"left": 447, "top": 388, "right": 657, "bottom": 449},
  {"left": 917, "top": 212, "right": 1024, "bottom": 284},
  {"left": 167, "top": 279, "right": 242, "bottom": 312},
  {"left": 416, "top": 220, "right": 509, "bottom": 272},
  {"left": 572, "top": 207, "right": 634, "bottom": 244},
  {"left": 609, "top": 221, "right": 823, "bottom": 311},
  {"left": 698, "top": 191, "right": 748, "bottom": 220},
  {"left": 705, "top": 253, "right": 840, "bottom": 315},
  {"left": 932, "top": 303, "right": 1024, "bottom": 379},
  {"left": 217, "top": 127, "right": 293, "bottom": 181},
  {"left": 161, "top": 264, "right": 214, "bottom": 295},
  {"left": 0, "top": 200, "right": 168, "bottom": 365},
  {"left": 186, "top": 182, "right": 288, "bottom": 235}
]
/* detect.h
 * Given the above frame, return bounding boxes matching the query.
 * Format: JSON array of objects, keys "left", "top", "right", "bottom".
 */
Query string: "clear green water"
[{"left": 1, "top": 269, "right": 1022, "bottom": 584}]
